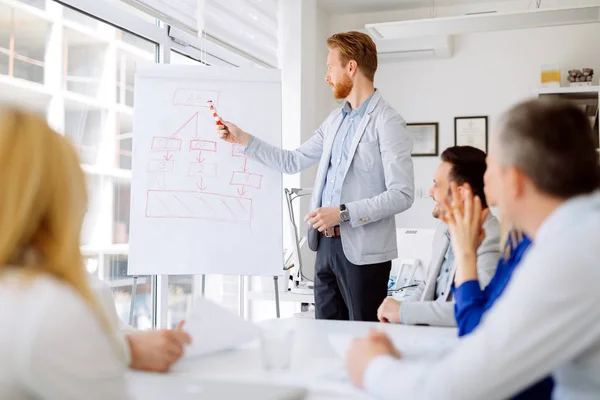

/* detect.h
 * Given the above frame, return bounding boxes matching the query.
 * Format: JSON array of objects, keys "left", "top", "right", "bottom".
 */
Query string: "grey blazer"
[
  {"left": 244, "top": 90, "right": 415, "bottom": 265},
  {"left": 400, "top": 212, "right": 501, "bottom": 327}
]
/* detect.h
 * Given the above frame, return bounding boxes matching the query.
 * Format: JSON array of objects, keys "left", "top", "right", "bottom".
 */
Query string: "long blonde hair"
[{"left": 0, "top": 107, "right": 124, "bottom": 360}]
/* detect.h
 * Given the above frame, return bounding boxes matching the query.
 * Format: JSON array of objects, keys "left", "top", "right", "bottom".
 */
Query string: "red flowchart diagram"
[
  {"left": 145, "top": 89, "right": 263, "bottom": 226},
  {"left": 230, "top": 144, "right": 263, "bottom": 196}
]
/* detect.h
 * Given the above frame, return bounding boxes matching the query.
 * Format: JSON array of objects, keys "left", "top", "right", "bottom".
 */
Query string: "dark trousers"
[{"left": 314, "top": 236, "right": 391, "bottom": 321}]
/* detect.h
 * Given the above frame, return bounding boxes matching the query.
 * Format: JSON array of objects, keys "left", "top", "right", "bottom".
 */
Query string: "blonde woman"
[{"left": 0, "top": 108, "right": 130, "bottom": 400}]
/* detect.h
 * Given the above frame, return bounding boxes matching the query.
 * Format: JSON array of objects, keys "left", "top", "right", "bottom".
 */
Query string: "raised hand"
[{"left": 439, "top": 182, "right": 488, "bottom": 285}]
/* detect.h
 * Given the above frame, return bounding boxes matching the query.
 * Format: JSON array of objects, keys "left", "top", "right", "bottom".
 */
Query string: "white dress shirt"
[
  {"left": 364, "top": 191, "right": 600, "bottom": 400},
  {"left": 0, "top": 270, "right": 130, "bottom": 400}
]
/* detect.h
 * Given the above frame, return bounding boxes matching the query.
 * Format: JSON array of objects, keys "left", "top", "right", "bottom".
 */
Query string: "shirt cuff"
[
  {"left": 243, "top": 135, "right": 256, "bottom": 155},
  {"left": 398, "top": 301, "right": 420, "bottom": 325},
  {"left": 364, "top": 355, "right": 399, "bottom": 398},
  {"left": 116, "top": 332, "right": 132, "bottom": 366},
  {"left": 454, "top": 280, "right": 483, "bottom": 305}
]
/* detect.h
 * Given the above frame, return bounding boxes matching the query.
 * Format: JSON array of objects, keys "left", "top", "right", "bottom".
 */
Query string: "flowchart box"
[
  {"left": 151, "top": 137, "right": 182, "bottom": 151},
  {"left": 189, "top": 162, "right": 217, "bottom": 178},
  {"left": 230, "top": 171, "right": 262, "bottom": 189},
  {"left": 190, "top": 140, "right": 217, "bottom": 152},
  {"left": 172, "top": 89, "right": 220, "bottom": 107},
  {"left": 148, "top": 160, "right": 175, "bottom": 172},
  {"left": 146, "top": 190, "right": 252, "bottom": 225}
]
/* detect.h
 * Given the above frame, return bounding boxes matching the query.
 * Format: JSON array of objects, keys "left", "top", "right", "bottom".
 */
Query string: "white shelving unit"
[
  {"left": 538, "top": 85, "right": 600, "bottom": 153},
  {"left": 538, "top": 85, "right": 600, "bottom": 97}
]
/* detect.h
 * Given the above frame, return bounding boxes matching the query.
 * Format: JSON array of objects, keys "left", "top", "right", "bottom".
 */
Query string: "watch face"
[{"left": 341, "top": 210, "right": 350, "bottom": 221}]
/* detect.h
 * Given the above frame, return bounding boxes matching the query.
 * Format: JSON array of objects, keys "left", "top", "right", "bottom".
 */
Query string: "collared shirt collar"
[
  {"left": 342, "top": 89, "right": 376, "bottom": 117},
  {"left": 444, "top": 230, "right": 453, "bottom": 258}
]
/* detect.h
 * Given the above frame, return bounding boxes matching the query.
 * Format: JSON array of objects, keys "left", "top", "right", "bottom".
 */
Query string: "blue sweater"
[{"left": 453, "top": 236, "right": 554, "bottom": 399}]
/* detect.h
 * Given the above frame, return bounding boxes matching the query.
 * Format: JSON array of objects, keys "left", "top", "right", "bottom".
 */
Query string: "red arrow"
[
  {"left": 196, "top": 151, "right": 205, "bottom": 163},
  {"left": 196, "top": 179, "right": 207, "bottom": 192},
  {"left": 237, "top": 186, "right": 247, "bottom": 197},
  {"left": 241, "top": 158, "right": 249, "bottom": 172},
  {"left": 163, "top": 151, "right": 173, "bottom": 161}
]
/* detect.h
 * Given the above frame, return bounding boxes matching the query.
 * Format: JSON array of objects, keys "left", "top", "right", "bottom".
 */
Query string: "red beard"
[{"left": 331, "top": 73, "right": 353, "bottom": 100}]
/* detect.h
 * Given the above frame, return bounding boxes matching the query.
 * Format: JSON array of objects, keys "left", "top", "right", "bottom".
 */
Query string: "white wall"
[
  {"left": 279, "top": 0, "right": 339, "bottom": 225},
  {"left": 316, "top": 5, "right": 340, "bottom": 129},
  {"left": 329, "top": 0, "right": 600, "bottom": 29},
  {"left": 326, "top": 3, "right": 600, "bottom": 229}
]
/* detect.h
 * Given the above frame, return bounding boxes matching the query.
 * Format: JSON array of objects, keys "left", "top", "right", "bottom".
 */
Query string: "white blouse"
[
  {"left": 89, "top": 273, "right": 136, "bottom": 364},
  {"left": 0, "top": 270, "right": 131, "bottom": 400}
]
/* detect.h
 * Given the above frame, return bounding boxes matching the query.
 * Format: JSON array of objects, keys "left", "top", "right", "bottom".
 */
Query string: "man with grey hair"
[{"left": 345, "top": 98, "right": 600, "bottom": 399}]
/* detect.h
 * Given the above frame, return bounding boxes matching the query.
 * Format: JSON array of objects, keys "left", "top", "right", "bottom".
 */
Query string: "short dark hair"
[
  {"left": 441, "top": 146, "right": 488, "bottom": 208},
  {"left": 499, "top": 98, "right": 600, "bottom": 198}
]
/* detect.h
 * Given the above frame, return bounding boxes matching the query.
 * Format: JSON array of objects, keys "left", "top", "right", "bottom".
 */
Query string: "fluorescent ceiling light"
[{"left": 366, "top": 6, "right": 600, "bottom": 40}]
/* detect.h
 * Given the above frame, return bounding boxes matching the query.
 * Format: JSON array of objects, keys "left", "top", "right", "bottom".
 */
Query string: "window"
[
  {"left": 113, "top": 179, "right": 131, "bottom": 243},
  {"left": 73, "top": 17, "right": 156, "bottom": 329},
  {"left": 3, "top": 0, "right": 277, "bottom": 330},
  {"left": 116, "top": 111, "right": 133, "bottom": 169},
  {"left": 0, "top": 3, "right": 48, "bottom": 85},
  {"left": 0, "top": 0, "right": 158, "bottom": 329},
  {"left": 0, "top": 0, "right": 51, "bottom": 113},
  {"left": 64, "top": 107, "right": 108, "bottom": 165},
  {"left": 63, "top": 24, "right": 109, "bottom": 97},
  {"left": 203, "top": 0, "right": 278, "bottom": 67},
  {"left": 170, "top": 50, "right": 203, "bottom": 65},
  {"left": 106, "top": 255, "right": 153, "bottom": 330}
]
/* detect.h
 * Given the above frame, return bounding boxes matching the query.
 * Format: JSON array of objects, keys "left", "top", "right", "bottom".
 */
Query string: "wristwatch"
[{"left": 340, "top": 204, "right": 350, "bottom": 222}]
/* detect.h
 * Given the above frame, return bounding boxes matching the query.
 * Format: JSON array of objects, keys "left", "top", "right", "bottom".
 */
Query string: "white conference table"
[{"left": 129, "top": 318, "right": 458, "bottom": 399}]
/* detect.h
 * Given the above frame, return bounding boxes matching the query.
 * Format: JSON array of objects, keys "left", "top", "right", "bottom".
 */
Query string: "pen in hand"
[{"left": 207, "top": 100, "right": 225, "bottom": 127}]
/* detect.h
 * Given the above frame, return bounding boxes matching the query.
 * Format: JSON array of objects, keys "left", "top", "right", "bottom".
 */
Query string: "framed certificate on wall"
[
  {"left": 407, "top": 122, "right": 439, "bottom": 157},
  {"left": 454, "top": 116, "right": 488, "bottom": 153}
]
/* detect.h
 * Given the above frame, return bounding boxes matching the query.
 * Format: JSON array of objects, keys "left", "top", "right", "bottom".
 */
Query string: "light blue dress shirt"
[{"left": 321, "top": 94, "right": 374, "bottom": 208}]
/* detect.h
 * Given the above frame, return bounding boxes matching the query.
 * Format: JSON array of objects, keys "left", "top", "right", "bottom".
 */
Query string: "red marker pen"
[{"left": 207, "top": 100, "right": 224, "bottom": 126}]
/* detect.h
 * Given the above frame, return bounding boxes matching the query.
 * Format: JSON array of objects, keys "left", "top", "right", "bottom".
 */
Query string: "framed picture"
[
  {"left": 407, "top": 122, "right": 439, "bottom": 157},
  {"left": 454, "top": 116, "right": 488, "bottom": 153}
]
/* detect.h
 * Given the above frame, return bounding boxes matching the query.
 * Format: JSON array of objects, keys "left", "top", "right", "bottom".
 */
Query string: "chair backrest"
[{"left": 393, "top": 228, "right": 436, "bottom": 279}]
